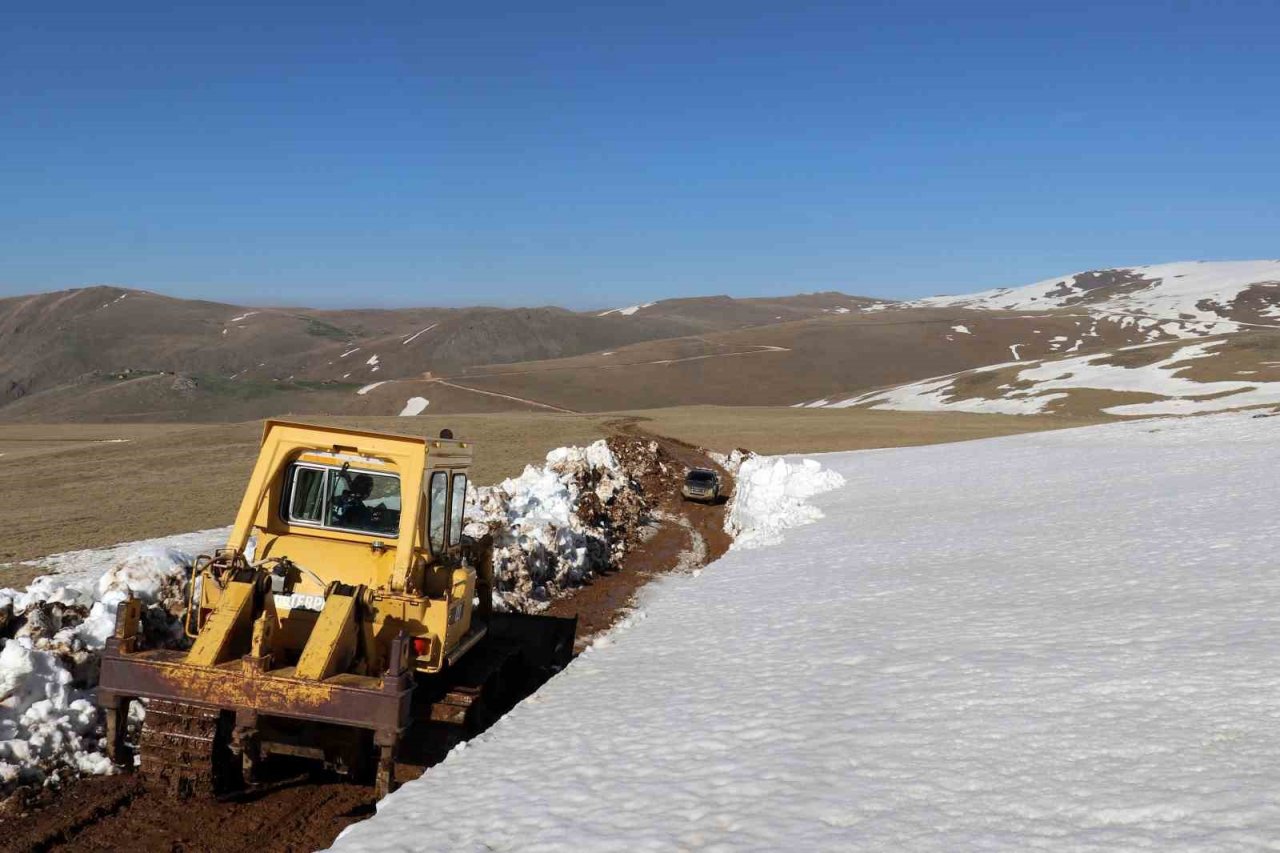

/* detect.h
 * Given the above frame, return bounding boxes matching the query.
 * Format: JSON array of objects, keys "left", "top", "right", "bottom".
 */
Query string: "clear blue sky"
[{"left": 2, "top": 1, "right": 1277, "bottom": 308}]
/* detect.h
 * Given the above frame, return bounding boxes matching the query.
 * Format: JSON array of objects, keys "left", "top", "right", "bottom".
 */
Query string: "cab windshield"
[
  {"left": 686, "top": 470, "right": 717, "bottom": 485},
  {"left": 285, "top": 464, "right": 401, "bottom": 537}
]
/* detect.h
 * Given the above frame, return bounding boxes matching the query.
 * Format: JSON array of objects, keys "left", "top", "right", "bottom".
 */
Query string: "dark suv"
[{"left": 681, "top": 467, "right": 721, "bottom": 503}]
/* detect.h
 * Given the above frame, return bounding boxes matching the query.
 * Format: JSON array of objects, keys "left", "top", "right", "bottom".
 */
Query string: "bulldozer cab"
[
  {"left": 179, "top": 420, "right": 481, "bottom": 676},
  {"left": 234, "top": 420, "right": 471, "bottom": 595}
]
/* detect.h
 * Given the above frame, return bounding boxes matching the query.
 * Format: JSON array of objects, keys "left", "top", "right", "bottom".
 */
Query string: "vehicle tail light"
[{"left": 412, "top": 637, "right": 430, "bottom": 657}]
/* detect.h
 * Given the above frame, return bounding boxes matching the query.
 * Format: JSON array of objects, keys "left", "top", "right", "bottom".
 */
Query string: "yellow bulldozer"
[{"left": 98, "top": 420, "right": 575, "bottom": 797}]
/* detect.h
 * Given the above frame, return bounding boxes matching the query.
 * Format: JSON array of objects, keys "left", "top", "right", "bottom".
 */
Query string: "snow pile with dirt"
[
  {"left": 0, "top": 530, "right": 226, "bottom": 791},
  {"left": 723, "top": 454, "right": 845, "bottom": 549},
  {"left": 328, "top": 411, "right": 1280, "bottom": 852},
  {"left": 465, "top": 439, "right": 650, "bottom": 612}
]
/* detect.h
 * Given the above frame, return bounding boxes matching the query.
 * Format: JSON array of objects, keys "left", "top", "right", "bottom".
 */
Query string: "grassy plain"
[{"left": 1, "top": 407, "right": 1103, "bottom": 572}]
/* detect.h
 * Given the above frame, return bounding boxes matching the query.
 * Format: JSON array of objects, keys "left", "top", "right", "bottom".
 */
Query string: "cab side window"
[
  {"left": 289, "top": 466, "right": 326, "bottom": 523},
  {"left": 428, "top": 471, "right": 448, "bottom": 555},
  {"left": 449, "top": 474, "right": 467, "bottom": 547}
]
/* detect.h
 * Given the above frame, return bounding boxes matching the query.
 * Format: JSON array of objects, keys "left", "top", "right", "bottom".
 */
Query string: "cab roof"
[{"left": 262, "top": 419, "right": 472, "bottom": 461}]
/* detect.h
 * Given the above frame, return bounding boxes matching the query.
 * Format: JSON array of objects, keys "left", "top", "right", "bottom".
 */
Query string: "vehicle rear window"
[{"left": 687, "top": 470, "right": 717, "bottom": 484}]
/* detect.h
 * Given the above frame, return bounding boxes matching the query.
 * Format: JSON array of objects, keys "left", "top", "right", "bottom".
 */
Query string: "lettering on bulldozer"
[{"left": 98, "top": 420, "right": 576, "bottom": 798}]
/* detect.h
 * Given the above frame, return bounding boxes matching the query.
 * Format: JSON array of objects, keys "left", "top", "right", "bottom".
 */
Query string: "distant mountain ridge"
[
  {"left": 0, "top": 285, "right": 883, "bottom": 420},
  {"left": 8, "top": 261, "right": 1280, "bottom": 422}
]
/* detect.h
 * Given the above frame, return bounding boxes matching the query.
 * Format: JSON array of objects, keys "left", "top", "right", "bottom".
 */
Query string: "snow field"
[{"left": 329, "top": 412, "right": 1280, "bottom": 851}]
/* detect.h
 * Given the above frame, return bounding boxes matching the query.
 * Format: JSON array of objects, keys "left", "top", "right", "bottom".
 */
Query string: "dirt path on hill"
[
  {"left": 458, "top": 341, "right": 792, "bottom": 380},
  {"left": 425, "top": 378, "right": 582, "bottom": 413},
  {"left": 0, "top": 426, "right": 736, "bottom": 853}
]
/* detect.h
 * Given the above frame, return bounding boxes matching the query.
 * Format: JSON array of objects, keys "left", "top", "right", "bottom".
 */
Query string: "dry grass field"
[
  {"left": 1, "top": 407, "right": 1104, "bottom": 577},
  {"left": 628, "top": 406, "right": 1105, "bottom": 455}
]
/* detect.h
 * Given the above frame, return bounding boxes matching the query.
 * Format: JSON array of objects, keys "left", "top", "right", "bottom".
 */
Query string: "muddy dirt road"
[{"left": 2, "top": 428, "right": 734, "bottom": 853}]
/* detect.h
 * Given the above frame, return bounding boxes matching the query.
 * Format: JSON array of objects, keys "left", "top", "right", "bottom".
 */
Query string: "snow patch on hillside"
[
  {"left": 599, "top": 302, "right": 655, "bottom": 317},
  {"left": 822, "top": 337, "right": 1280, "bottom": 416},
  {"left": 401, "top": 323, "right": 437, "bottom": 345},
  {"left": 398, "top": 397, "right": 428, "bottom": 416},
  {"left": 915, "top": 260, "right": 1280, "bottom": 329}
]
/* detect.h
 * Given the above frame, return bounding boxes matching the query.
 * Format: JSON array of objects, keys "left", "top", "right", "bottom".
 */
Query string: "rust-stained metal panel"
[{"left": 99, "top": 649, "right": 412, "bottom": 732}]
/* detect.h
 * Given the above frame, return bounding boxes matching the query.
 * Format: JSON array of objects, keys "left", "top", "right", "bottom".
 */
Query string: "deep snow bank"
[
  {"left": 0, "top": 529, "right": 227, "bottom": 789},
  {"left": 465, "top": 439, "right": 650, "bottom": 612},
  {"left": 327, "top": 412, "right": 1280, "bottom": 852},
  {"left": 724, "top": 454, "right": 846, "bottom": 549}
]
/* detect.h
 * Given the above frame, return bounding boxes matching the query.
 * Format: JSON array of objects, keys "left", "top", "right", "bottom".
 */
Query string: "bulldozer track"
[{"left": 138, "top": 700, "right": 233, "bottom": 798}]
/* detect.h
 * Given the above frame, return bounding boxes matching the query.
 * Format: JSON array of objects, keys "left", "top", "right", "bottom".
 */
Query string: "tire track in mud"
[{"left": 2, "top": 426, "right": 735, "bottom": 853}]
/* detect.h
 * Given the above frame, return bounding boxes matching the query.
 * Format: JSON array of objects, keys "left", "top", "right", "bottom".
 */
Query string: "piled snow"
[
  {"left": 723, "top": 455, "right": 845, "bottom": 549},
  {"left": 356, "top": 381, "right": 388, "bottom": 395},
  {"left": 598, "top": 302, "right": 655, "bottom": 317},
  {"left": 915, "top": 260, "right": 1280, "bottom": 330},
  {"left": 464, "top": 441, "right": 646, "bottom": 611},
  {"left": 951, "top": 324, "right": 971, "bottom": 334},
  {"left": 825, "top": 338, "right": 1280, "bottom": 417},
  {"left": 0, "top": 641, "right": 108, "bottom": 785},
  {"left": 328, "top": 412, "right": 1280, "bottom": 852},
  {"left": 0, "top": 529, "right": 226, "bottom": 789},
  {"left": 398, "top": 397, "right": 429, "bottom": 416},
  {"left": 707, "top": 448, "right": 749, "bottom": 475}
]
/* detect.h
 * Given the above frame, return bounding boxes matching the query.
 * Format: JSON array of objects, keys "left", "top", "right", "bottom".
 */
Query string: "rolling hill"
[
  {"left": 6, "top": 260, "right": 1280, "bottom": 421},
  {"left": 804, "top": 261, "right": 1280, "bottom": 417},
  {"left": 0, "top": 287, "right": 883, "bottom": 421}
]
